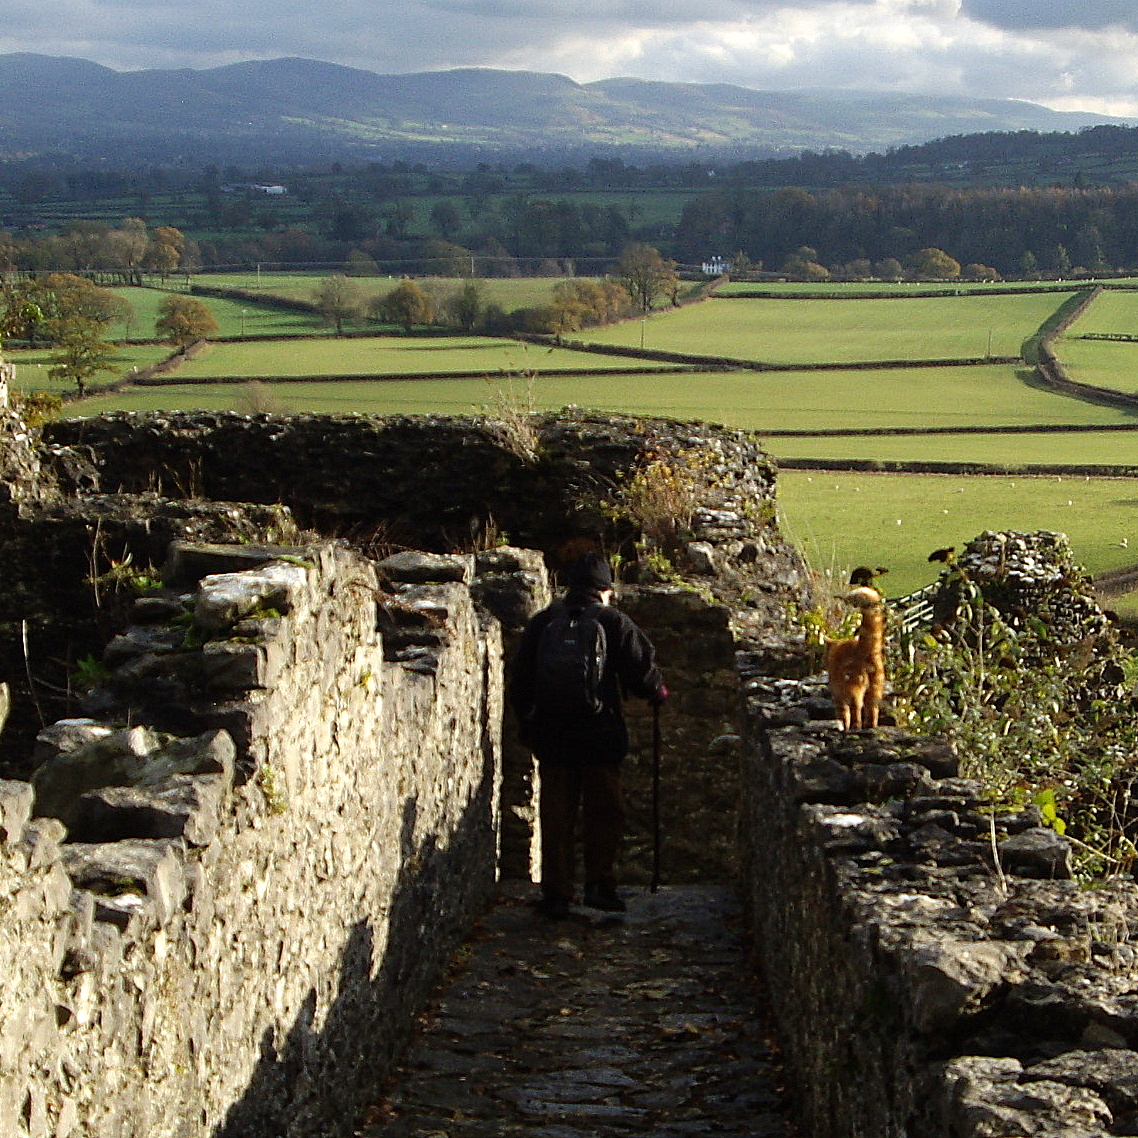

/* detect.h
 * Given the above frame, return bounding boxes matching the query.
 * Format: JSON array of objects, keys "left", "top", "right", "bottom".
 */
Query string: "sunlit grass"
[
  {"left": 169, "top": 338, "right": 646, "bottom": 379},
  {"left": 580, "top": 292, "right": 1072, "bottom": 363},
  {"left": 762, "top": 427, "right": 1138, "bottom": 466},
  {"left": 194, "top": 272, "right": 592, "bottom": 311},
  {"left": 57, "top": 362, "right": 1130, "bottom": 431},
  {"left": 8, "top": 344, "right": 174, "bottom": 393},
  {"left": 777, "top": 469, "right": 1138, "bottom": 597}
]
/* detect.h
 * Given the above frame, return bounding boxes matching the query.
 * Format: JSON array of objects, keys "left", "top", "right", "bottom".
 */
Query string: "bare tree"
[
  {"left": 614, "top": 243, "right": 679, "bottom": 314},
  {"left": 312, "top": 275, "right": 363, "bottom": 335}
]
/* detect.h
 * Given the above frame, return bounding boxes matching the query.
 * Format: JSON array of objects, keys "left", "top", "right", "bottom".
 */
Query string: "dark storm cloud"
[{"left": 961, "top": 0, "right": 1138, "bottom": 34}]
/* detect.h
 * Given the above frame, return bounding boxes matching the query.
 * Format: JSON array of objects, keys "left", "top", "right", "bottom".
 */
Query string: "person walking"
[{"left": 510, "top": 551, "right": 667, "bottom": 919}]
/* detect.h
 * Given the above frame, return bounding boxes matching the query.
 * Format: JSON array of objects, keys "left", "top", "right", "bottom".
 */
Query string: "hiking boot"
[
  {"left": 535, "top": 895, "right": 571, "bottom": 920},
  {"left": 583, "top": 883, "right": 626, "bottom": 912}
]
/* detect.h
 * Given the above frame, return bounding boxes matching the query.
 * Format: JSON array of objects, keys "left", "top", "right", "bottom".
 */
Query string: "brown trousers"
[{"left": 538, "top": 760, "right": 624, "bottom": 901}]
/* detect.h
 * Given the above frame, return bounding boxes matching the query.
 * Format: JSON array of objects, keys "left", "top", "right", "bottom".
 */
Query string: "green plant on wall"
[
  {"left": 88, "top": 552, "right": 163, "bottom": 596},
  {"left": 604, "top": 445, "right": 716, "bottom": 579},
  {"left": 71, "top": 653, "right": 112, "bottom": 693},
  {"left": 888, "top": 560, "right": 1138, "bottom": 879}
]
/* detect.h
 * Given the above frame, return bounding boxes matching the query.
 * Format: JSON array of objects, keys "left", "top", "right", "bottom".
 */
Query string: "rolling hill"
[{"left": 0, "top": 53, "right": 1131, "bottom": 165}]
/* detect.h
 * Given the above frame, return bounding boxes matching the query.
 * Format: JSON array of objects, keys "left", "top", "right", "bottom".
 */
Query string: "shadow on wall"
[{"left": 214, "top": 770, "right": 497, "bottom": 1135}]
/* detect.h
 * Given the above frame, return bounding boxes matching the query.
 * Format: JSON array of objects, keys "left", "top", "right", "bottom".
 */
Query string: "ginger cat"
[{"left": 825, "top": 586, "right": 885, "bottom": 731}]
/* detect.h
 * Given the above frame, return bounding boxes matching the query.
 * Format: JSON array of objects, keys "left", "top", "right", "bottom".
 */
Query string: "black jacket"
[{"left": 509, "top": 588, "right": 663, "bottom": 765}]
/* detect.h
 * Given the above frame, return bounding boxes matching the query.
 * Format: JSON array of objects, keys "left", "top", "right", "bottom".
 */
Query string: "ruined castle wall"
[
  {"left": 0, "top": 543, "right": 504, "bottom": 1138},
  {"left": 741, "top": 674, "right": 1138, "bottom": 1138}
]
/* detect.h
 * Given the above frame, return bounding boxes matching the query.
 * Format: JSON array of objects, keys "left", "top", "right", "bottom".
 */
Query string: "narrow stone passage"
[{"left": 357, "top": 882, "right": 799, "bottom": 1138}]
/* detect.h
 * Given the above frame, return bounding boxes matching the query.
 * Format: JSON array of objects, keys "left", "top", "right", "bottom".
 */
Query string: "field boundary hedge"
[
  {"left": 1030, "top": 286, "right": 1138, "bottom": 413},
  {"left": 130, "top": 365, "right": 697, "bottom": 387},
  {"left": 717, "top": 283, "right": 1079, "bottom": 300},
  {"left": 514, "top": 332, "right": 1018, "bottom": 372},
  {"left": 190, "top": 283, "right": 320, "bottom": 314},
  {"left": 776, "top": 456, "right": 1138, "bottom": 476},
  {"left": 761, "top": 422, "right": 1138, "bottom": 438}
]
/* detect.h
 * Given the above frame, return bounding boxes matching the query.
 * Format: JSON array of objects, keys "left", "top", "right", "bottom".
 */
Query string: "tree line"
[
  {"left": 674, "top": 183, "right": 1138, "bottom": 280},
  {"left": 311, "top": 244, "right": 679, "bottom": 337}
]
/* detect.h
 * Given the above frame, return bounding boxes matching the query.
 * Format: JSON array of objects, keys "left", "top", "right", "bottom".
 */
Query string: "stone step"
[{"left": 357, "top": 883, "right": 798, "bottom": 1138}]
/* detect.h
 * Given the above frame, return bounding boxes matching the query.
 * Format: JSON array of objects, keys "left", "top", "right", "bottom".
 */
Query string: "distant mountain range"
[{"left": 0, "top": 53, "right": 1133, "bottom": 165}]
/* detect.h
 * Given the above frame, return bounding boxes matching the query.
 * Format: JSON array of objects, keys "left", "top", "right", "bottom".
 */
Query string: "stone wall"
[
  {"left": 0, "top": 494, "right": 299, "bottom": 779},
  {"left": 0, "top": 406, "right": 823, "bottom": 1135},
  {"left": 0, "top": 540, "right": 508, "bottom": 1138},
  {"left": 10, "top": 404, "right": 1138, "bottom": 1135},
  {"left": 739, "top": 533, "right": 1138, "bottom": 1138}
]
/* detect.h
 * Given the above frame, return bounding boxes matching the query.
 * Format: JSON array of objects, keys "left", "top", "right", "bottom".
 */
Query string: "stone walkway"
[{"left": 356, "top": 883, "right": 800, "bottom": 1138}]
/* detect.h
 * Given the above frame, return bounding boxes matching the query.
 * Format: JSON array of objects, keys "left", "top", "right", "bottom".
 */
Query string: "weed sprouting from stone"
[
  {"left": 71, "top": 652, "right": 112, "bottom": 694},
  {"left": 482, "top": 372, "right": 541, "bottom": 463}
]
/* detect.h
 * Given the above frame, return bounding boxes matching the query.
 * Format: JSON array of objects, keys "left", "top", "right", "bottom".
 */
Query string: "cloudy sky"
[{"left": 4, "top": 0, "right": 1138, "bottom": 115}]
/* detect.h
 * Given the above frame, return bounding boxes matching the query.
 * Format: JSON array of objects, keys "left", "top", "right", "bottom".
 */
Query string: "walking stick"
[{"left": 651, "top": 701, "right": 662, "bottom": 893}]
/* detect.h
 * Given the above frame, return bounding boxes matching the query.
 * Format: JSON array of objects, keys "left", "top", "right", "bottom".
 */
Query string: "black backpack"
[{"left": 533, "top": 604, "right": 608, "bottom": 717}]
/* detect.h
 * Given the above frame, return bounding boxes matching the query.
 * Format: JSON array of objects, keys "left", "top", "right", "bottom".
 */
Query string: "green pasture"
[
  {"left": 8, "top": 344, "right": 174, "bottom": 393},
  {"left": 106, "top": 287, "right": 327, "bottom": 341},
  {"left": 31, "top": 276, "right": 1138, "bottom": 615},
  {"left": 61, "top": 360, "right": 1127, "bottom": 431},
  {"left": 1063, "top": 286, "right": 1138, "bottom": 337},
  {"left": 763, "top": 428, "right": 1138, "bottom": 466},
  {"left": 1054, "top": 338, "right": 1138, "bottom": 394},
  {"left": 194, "top": 273, "right": 593, "bottom": 311},
  {"left": 777, "top": 470, "right": 1138, "bottom": 598},
  {"left": 168, "top": 338, "right": 646, "bottom": 379},
  {"left": 580, "top": 292, "right": 1070, "bottom": 364},
  {"left": 714, "top": 280, "right": 1086, "bottom": 298}
]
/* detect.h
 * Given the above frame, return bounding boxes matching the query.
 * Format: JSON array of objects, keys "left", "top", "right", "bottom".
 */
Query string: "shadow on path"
[{"left": 358, "top": 882, "right": 800, "bottom": 1138}]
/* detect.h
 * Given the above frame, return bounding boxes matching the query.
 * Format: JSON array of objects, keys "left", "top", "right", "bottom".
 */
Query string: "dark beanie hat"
[{"left": 564, "top": 551, "right": 613, "bottom": 592}]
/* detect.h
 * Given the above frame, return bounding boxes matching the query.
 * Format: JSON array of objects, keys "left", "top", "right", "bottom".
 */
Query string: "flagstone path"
[{"left": 356, "top": 882, "right": 801, "bottom": 1138}]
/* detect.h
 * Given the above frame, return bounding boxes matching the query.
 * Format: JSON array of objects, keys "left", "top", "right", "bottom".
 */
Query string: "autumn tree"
[
  {"left": 0, "top": 282, "right": 45, "bottom": 345},
  {"left": 906, "top": 247, "right": 961, "bottom": 280},
  {"left": 312, "top": 275, "right": 363, "bottom": 335},
  {"left": 444, "top": 281, "right": 484, "bottom": 331},
  {"left": 155, "top": 294, "right": 219, "bottom": 347},
  {"left": 371, "top": 278, "right": 436, "bottom": 333},
  {"left": 549, "top": 279, "right": 631, "bottom": 333},
  {"left": 782, "top": 247, "right": 831, "bottom": 281},
  {"left": 147, "top": 226, "right": 185, "bottom": 281},
  {"left": 614, "top": 243, "right": 679, "bottom": 314},
  {"left": 38, "top": 274, "right": 126, "bottom": 395},
  {"left": 106, "top": 218, "right": 150, "bottom": 285}
]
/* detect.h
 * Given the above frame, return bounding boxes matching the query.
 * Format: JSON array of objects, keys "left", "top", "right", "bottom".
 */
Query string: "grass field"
[
  {"left": 59, "top": 361, "right": 1129, "bottom": 427},
  {"left": 1048, "top": 287, "right": 1138, "bottom": 393},
  {"left": 195, "top": 273, "right": 590, "bottom": 311},
  {"left": 104, "top": 287, "right": 330, "bottom": 341},
  {"left": 30, "top": 275, "right": 1138, "bottom": 608},
  {"left": 715, "top": 280, "right": 1090, "bottom": 298},
  {"left": 777, "top": 470, "right": 1138, "bottom": 597},
  {"left": 169, "top": 338, "right": 651, "bottom": 379},
  {"left": 8, "top": 344, "right": 175, "bottom": 393},
  {"left": 762, "top": 428, "right": 1138, "bottom": 466},
  {"left": 1056, "top": 338, "right": 1138, "bottom": 394},
  {"left": 1063, "top": 287, "right": 1138, "bottom": 336},
  {"left": 580, "top": 292, "right": 1070, "bottom": 363}
]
